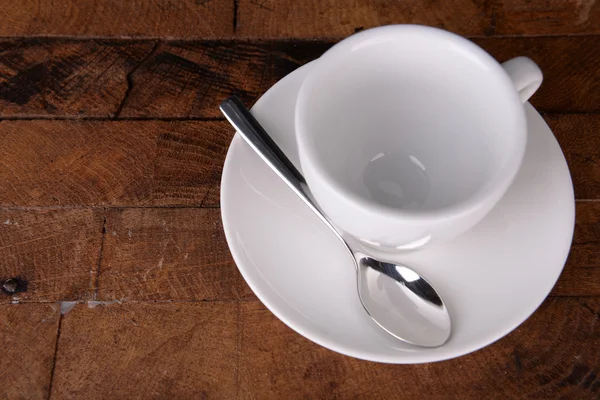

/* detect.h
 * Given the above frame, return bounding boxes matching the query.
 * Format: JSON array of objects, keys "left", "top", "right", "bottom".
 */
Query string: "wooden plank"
[
  {"left": 0, "top": 209, "right": 103, "bottom": 302},
  {"left": 117, "top": 40, "right": 330, "bottom": 118},
  {"left": 239, "top": 297, "right": 600, "bottom": 399},
  {"left": 552, "top": 267, "right": 600, "bottom": 297},
  {"left": 98, "top": 208, "right": 254, "bottom": 301},
  {"left": 552, "top": 202, "right": 600, "bottom": 296},
  {"left": 570, "top": 202, "right": 600, "bottom": 269},
  {"left": 0, "top": 0, "right": 233, "bottom": 38},
  {"left": 547, "top": 114, "right": 600, "bottom": 200},
  {"left": 116, "top": 37, "right": 600, "bottom": 116},
  {"left": 237, "top": 0, "right": 600, "bottom": 38},
  {"left": 0, "top": 303, "right": 59, "bottom": 399},
  {"left": 0, "top": 114, "right": 597, "bottom": 208},
  {"left": 0, "top": 120, "right": 230, "bottom": 207},
  {"left": 494, "top": 0, "right": 600, "bottom": 36},
  {"left": 0, "top": 0, "right": 597, "bottom": 39},
  {"left": 50, "top": 302, "right": 238, "bottom": 399},
  {"left": 0, "top": 39, "right": 156, "bottom": 117},
  {"left": 96, "top": 205, "right": 598, "bottom": 300},
  {"left": 0, "top": 201, "right": 594, "bottom": 304},
  {"left": 1, "top": 37, "right": 597, "bottom": 118},
  {"left": 472, "top": 36, "right": 600, "bottom": 113}
]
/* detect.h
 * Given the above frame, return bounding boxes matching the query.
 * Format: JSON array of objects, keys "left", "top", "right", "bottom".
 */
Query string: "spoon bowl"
[
  {"left": 220, "top": 96, "right": 451, "bottom": 348},
  {"left": 356, "top": 253, "right": 451, "bottom": 347}
]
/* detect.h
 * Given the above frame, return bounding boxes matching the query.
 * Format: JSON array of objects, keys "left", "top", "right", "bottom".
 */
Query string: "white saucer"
[{"left": 220, "top": 63, "right": 575, "bottom": 363}]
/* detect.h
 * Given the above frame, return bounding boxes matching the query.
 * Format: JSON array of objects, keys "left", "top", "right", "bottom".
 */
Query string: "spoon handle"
[{"left": 220, "top": 96, "right": 341, "bottom": 238}]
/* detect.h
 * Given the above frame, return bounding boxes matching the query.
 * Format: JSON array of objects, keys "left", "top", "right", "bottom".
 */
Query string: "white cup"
[{"left": 295, "top": 25, "right": 542, "bottom": 251}]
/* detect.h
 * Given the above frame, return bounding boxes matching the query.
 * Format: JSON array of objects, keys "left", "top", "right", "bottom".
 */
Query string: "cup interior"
[{"left": 296, "top": 26, "right": 526, "bottom": 215}]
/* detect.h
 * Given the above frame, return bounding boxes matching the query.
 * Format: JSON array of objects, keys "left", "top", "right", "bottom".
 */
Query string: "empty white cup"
[{"left": 295, "top": 25, "right": 542, "bottom": 250}]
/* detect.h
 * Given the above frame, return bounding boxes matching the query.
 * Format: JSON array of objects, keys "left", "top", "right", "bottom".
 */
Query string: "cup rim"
[{"left": 294, "top": 24, "right": 527, "bottom": 222}]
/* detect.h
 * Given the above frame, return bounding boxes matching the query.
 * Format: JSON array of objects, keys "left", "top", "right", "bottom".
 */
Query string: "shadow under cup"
[{"left": 296, "top": 27, "right": 527, "bottom": 248}]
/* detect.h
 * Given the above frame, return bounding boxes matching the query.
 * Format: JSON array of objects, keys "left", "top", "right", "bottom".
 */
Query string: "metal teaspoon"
[{"left": 220, "top": 96, "right": 451, "bottom": 348}]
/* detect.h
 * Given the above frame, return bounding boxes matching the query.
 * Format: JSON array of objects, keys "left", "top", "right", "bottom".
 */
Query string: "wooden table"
[{"left": 0, "top": 1, "right": 598, "bottom": 398}]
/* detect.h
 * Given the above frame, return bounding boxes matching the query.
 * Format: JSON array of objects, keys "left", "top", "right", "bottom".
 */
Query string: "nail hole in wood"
[{"left": 2, "top": 278, "right": 28, "bottom": 294}]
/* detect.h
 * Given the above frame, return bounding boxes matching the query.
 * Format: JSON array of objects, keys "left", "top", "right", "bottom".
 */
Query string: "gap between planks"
[
  {"left": 233, "top": 0, "right": 239, "bottom": 34},
  {"left": 3, "top": 296, "right": 598, "bottom": 306},
  {"left": 0, "top": 33, "right": 600, "bottom": 41},
  {"left": 91, "top": 214, "right": 108, "bottom": 299},
  {"left": 0, "top": 205, "right": 221, "bottom": 211},
  {"left": 3, "top": 299, "right": 259, "bottom": 305},
  {"left": 0, "top": 199, "right": 596, "bottom": 211},
  {"left": 46, "top": 313, "right": 63, "bottom": 400},
  {"left": 0, "top": 113, "right": 596, "bottom": 122},
  {"left": 0, "top": 116, "right": 226, "bottom": 121}
]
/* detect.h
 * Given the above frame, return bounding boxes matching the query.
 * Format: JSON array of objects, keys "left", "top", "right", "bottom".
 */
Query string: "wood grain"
[
  {"left": 547, "top": 114, "right": 600, "bottom": 200},
  {"left": 117, "top": 40, "right": 330, "bottom": 118},
  {"left": 0, "top": 303, "right": 59, "bottom": 399},
  {"left": 62, "top": 36, "right": 600, "bottom": 116},
  {"left": 0, "top": 1, "right": 597, "bottom": 397},
  {"left": 0, "top": 0, "right": 233, "bottom": 38},
  {"left": 0, "top": 113, "right": 597, "bottom": 209},
  {"left": 552, "top": 202, "right": 600, "bottom": 296},
  {"left": 570, "top": 202, "right": 600, "bottom": 269},
  {"left": 94, "top": 205, "right": 598, "bottom": 300},
  {"left": 1, "top": 37, "right": 597, "bottom": 118},
  {"left": 0, "top": 0, "right": 598, "bottom": 39},
  {"left": 50, "top": 302, "right": 238, "bottom": 399},
  {"left": 494, "top": 0, "right": 600, "bottom": 36},
  {"left": 239, "top": 297, "right": 600, "bottom": 399},
  {"left": 98, "top": 208, "right": 253, "bottom": 301},
  {"left": 0, "top": 39, "right": 156, "bottom": 117},
  {"left": 0, "top": 120, "right": 230, "bottom": 207},
  {"left": 237, "top": 0, "right": 600, "bottom": 38},
  {"left": 471, "top": 36, "right": 600, "bottom": 113},
  {"left": 0, "top": 209, "right": 103, "bottom": 302},
  {"left": 0, "top": 202, "right": 594, "bottom": 305}
]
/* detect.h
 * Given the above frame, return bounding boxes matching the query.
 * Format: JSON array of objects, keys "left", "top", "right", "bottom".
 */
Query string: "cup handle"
[{"left": 501, "top": 56, "right": 543, "bottom": 103}]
